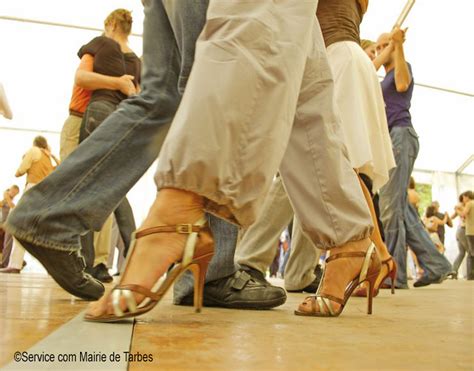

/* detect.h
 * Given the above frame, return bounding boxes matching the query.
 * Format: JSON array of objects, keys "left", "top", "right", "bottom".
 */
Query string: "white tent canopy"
[{"left": 1, "top": 0, "right": 472, "bottom": 174}]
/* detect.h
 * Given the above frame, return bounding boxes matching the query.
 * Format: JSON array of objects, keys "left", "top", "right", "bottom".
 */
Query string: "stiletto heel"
[
  {"left": 366, "top": 271, "right": 378, "bottom": 315},
  {"left": 295, "top": 242, "right": 381, "bottom": 317},
  {"left": 354, "top": 256, "right": 397, "bottom": 297},
  {"left": 189, "top": 256, "right": 212, "bottom": 313},
  {"left": 84, "top": 217, "right": 214, "bottom": 322},
  {"left": 388, "top": 259, "right": 397, "bottom": 294}
]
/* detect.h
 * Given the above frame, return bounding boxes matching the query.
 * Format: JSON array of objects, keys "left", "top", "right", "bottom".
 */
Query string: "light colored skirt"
[{"left": 327, "top": 41, "right": 396, "bottom": 192}]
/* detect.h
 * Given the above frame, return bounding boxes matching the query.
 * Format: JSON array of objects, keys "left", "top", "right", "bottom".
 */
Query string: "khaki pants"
[
  {"left": 236, "top": 175, "right": 321, "bottom": 290},
  {"left": 60, "top": 114, "right": 82, "bottom": 161},
  {"left": 155, "top": 0, "right": 372, "bottom": 249},
  {"left": 8, "top": 183, "right": 36, "bottom": 269},
  {"left": 93, "top": 214, "right": 113, "bottom": 266}
]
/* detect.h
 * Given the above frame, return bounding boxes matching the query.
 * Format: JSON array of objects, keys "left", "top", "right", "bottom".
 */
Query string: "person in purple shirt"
[{"left": 375, "top": 27, "right": 451, "bottom": 289}]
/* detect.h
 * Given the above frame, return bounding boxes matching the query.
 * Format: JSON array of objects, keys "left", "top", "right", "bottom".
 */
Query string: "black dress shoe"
[
  {"left": 287, "top": 265, "right": 323, "bottom": 293},
  {"left": 15, "top": 237, "right": 105, "bottom": 300},
  {"left": 447, "top": 271, "right": 458, "bottom": 280},
  {"left": 86, "top": 263, "right": 113, "bottom": 283},
  {"left": 413, "top": 275, "right": 443, "bottom": 288},
  {"left": 177, "top": 269, "right": 287, "bottom": 309}
]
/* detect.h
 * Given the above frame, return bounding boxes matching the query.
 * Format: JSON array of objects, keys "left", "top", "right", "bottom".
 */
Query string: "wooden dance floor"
[{"left": 1, "top": 273, "right": 472, "bottom": 370}]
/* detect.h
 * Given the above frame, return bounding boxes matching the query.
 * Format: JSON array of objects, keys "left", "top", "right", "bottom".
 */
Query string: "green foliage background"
[{"left": 416, "top": 183, "right": 432, "bottom": 217}]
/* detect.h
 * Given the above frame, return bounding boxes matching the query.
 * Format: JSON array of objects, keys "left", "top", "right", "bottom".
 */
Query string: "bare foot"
[
  {"left": 296, "top": 237, "right": 380, "bottom": 315},
  {"left": 86, "top": 189, "right": 207, "bottom": 318}
]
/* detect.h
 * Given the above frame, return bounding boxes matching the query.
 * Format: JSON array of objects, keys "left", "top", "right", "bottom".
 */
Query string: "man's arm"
[
  {"left": 74, "top": 54, "right": 137, "bottom": 96},
  {"left": 391, "top": 27, "right": 412, "bottom": 92},
  {"left": 372, "top": 43, "right": 394, "bottom": 71},
  {"left": 445, "top": 212, "right": 453, "bottom": 227},
  {"left": 0, "top": 83, "right": 13, "bottom": 120}
]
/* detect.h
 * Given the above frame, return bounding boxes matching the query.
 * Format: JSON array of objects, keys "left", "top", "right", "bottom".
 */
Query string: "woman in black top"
[{"left": 79, "top": 9, "right": 141, "bottom": 140}]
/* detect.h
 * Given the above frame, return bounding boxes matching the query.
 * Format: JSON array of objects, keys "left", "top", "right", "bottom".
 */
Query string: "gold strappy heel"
[
  {"left": 353, "top": 256, "right": 397, "bottom": 297},
  {"left": 294, "top": 243, "right": 381, "bottom": 317},
  {"left": 84, "top": 217, "right": 213, "bottom": 323}
]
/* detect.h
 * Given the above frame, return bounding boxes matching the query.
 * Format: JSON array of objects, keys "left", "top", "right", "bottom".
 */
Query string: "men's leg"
[
  {"left": 5, "top": 0, "right": 186, "bottom": 251},
  {"left": 114, "top": 198, "right": 136, "bottom": 257},
  {"left": 379, "top": 127, "right": 415, "bottom": 288},
  {"left": 155, "top": 0, "right": 320, "bottom": 227},
  {"left": 451, "top": 226, "right": 466, "bottom": 275},
  {"left": 107, "top": 216, "right": 120, "bottom": 269},
  {"left": 277, "top": 19, "right": 374, "bottom": 316},
  {"left": 466, "top": 235, "right": 474, "bottom": 280},
  {"left": 279, "top": 19, "right": 372, "bottom": 250},
  {"left": 0, "top": 228, "right": 4, "bottom": 255},
  {"left": 4, "top": 0, "right": 188, "bottom": 299},
  {"left": 174, "top": 212, "right": 286, "bottom": 309},
  {"left": 60, "top": 114, "right": 81, "bottom": 161},
  {"left": 173, "top": 214, "right": 238, "bottom": 303},
  {"left": 405, "top": 203, "right": 452, "bottom": 285},
  {"left": 5, "top": 239, "right": 25, "bottom": 270},
  {"left": 284, "top": 216, "right": 322, "bottom": 291},
  {"left": 236, "top": 175, "right": 294, "bottom": 274},
  {"left": 88, "top": 215, "right": 114, "bottom": 282},
  {"left": 93, "top": 216, "right": 113, "bottom": 266},
  {"left": 1, "top": 232, "right": 13, "bottom": 268}
]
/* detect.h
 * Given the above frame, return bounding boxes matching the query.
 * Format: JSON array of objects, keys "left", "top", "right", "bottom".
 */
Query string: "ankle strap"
[
  {"left": 325, "top": 251, "right": 367, "bottom": 264},
  {"left": 136, "top": 224, "right": 203, "bottom": 239},
  {"left": 134, "top": 217, "right": 208, "bottom": 266},
  {"left": 325, "top": 243, "right": 377, "bottom": 282}
]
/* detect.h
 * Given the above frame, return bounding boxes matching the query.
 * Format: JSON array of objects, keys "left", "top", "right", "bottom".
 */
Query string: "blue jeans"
[
  {"left": 173, "top": 215, "right": 238, "bottom": 303},
  {"left": 5, "top": 0, "right": 237, "bottom": 254},
  {"left": 77, "top": 100, "right": 137, "bottom": 265},
  {"left": 379, "top": 126, "right": 451, "bottom": 287}
]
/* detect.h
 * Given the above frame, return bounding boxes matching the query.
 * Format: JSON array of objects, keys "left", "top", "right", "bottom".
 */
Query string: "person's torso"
[
  {"left": 317, "top": 0, "right": 362, "bottom": 47},
  {"left": 381, "top": 63, "right": 414, "bottom": 130},
  {"left": 78, "top": 36, "right": 141, "bottom": 106},
  {"left": 27, "top": 150, "right": 54, "bottom": 185}
]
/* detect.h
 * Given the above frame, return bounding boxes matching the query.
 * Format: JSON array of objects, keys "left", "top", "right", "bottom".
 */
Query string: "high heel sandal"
[
  {"left": 294, "top": 242, "right": 381, "bottom": 317},
  {"left": 353, "top": 256, "right": 397, "bottom": 297},
  {"left": 84, "top": 217, "right": 213, "bottom": 323}
]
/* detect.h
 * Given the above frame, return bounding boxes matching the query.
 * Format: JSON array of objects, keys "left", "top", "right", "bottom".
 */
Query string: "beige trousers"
[
  {"left": 93, "top": 214, "right": 113, "bottom": 266},
  {"left": 59, "top": 114, "right": 82, "bottom": 161},
  {"left": 236, "top": 175, "right": 322, "bottom": 290},
  {"left": 155, "top": 0, "right": 372, "bottom": 249}
]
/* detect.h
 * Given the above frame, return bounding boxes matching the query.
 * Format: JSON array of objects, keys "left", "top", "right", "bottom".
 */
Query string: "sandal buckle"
[{"left": 176, "top": 224, "right": 193, "bottom": 234}]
